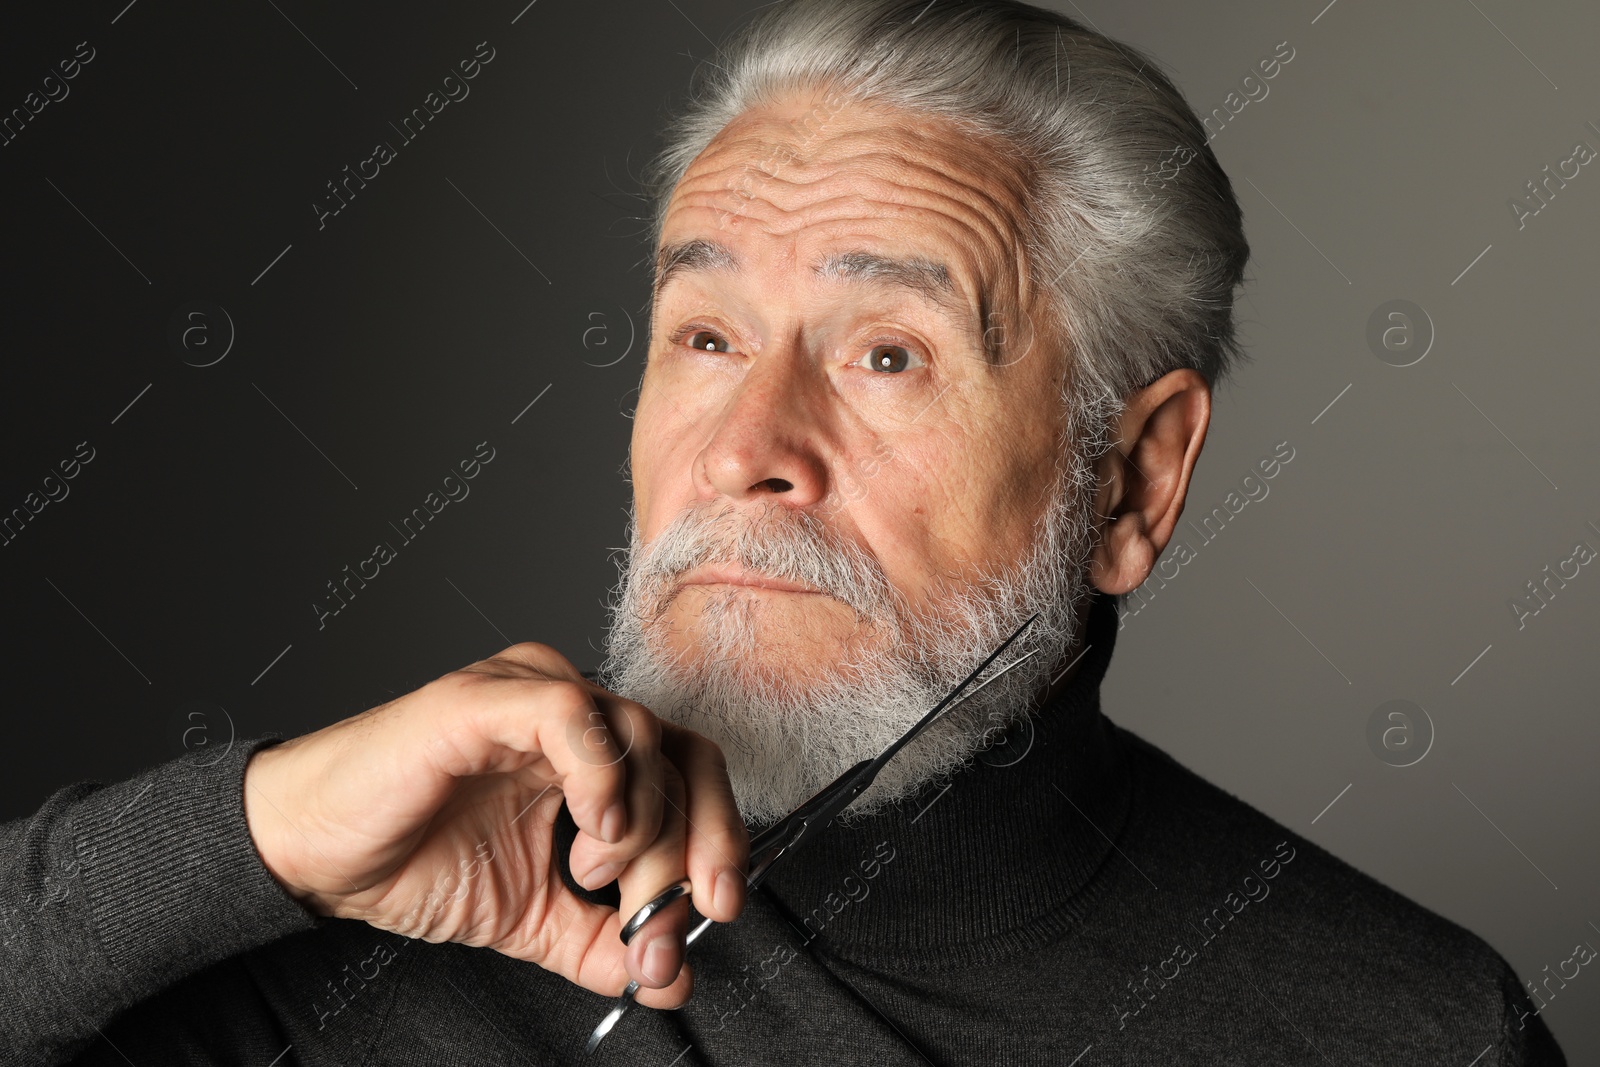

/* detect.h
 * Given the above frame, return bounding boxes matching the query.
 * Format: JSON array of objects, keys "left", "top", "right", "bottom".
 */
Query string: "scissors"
[{"left": 585, "top": 612, "right": 1040, "bottom": 1054}]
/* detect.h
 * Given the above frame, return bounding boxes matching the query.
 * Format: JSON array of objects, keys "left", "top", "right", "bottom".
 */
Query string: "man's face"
[
  {"left": 631, "top": 88, "right": 1066, "bottom": 675},
  {"left": 604, "top": 87, "right": 1101, "bottom": 823}
]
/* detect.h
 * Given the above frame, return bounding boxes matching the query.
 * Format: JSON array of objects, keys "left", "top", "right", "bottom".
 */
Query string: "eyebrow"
[
  {"left": 654, "top": 238, "right": 740, "bottom": 297},
  {"left": 654, "top": 239, "right": 973, "bottom": 326},
  {"left": 812, "top": 250, "right": 969, "bottom": 323}
]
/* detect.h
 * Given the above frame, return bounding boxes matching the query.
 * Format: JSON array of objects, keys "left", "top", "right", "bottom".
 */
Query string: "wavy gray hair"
[{"left": 643, "top": 0, "right": 1251, "bottom": 462}]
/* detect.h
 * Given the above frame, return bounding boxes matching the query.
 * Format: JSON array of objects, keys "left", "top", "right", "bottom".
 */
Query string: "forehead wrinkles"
[{"left": 667, "top": 116, "right": 1037, "bottom": 312}]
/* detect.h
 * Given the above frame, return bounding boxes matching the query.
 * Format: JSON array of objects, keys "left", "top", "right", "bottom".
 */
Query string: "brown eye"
[
  {"left": 685, "top": 329, "right": 729, "bottom": 353},
  {"left": 867, "top": 345, "right": 912, "bottom": 372}
]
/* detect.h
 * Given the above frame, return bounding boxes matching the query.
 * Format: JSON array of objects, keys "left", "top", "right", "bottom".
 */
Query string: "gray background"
[{"left": 0, "top": 0, "right": 1593, "bottom": 1058}]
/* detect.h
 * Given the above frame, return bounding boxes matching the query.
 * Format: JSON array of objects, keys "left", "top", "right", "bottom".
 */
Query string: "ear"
[{"left": 1088, "top": 369, "right": 1211, "bottom": 595}]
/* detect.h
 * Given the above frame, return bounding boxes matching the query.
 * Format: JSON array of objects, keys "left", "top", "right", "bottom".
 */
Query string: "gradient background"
[{"left": 1, "top": 0, "right": 1595, "bottom": 1057}]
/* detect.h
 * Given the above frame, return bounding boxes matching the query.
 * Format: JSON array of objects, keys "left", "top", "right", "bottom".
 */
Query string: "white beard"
[{"left": 599, "top": 440, "right": 1104, "bottom": 826}]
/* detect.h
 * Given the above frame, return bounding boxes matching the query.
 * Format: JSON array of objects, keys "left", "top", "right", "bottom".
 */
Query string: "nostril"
[{"left": 756, "top": 478, "right": 794, "bottom": 493}]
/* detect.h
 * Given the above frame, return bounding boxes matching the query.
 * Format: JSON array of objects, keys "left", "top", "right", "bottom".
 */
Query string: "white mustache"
[{"left": 633, "top": 502, "right": 904, "bottom": 622}]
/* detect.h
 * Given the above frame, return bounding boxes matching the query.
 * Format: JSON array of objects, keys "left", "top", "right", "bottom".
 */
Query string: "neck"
[{"left": 757, "top": 591, "right": 1128, "bottom": 968}]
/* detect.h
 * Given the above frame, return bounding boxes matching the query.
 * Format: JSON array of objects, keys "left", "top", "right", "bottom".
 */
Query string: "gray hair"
[{"left": 643, "top": 0, "right": 1252, "bottom": 467}]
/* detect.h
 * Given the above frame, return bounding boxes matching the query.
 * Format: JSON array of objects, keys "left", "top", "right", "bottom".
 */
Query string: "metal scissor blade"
[
  {"left": 745, "top": 632, "right": 1041, "bottom": 855},
  {"left": 864, "top": 612, "right": 1039, "bottom": 774},
  {"left": 585, "top": 984, "right": 634, "bottom": 1055},
  {"left": 584, "top": 611, "right": 1040, "bottom": 1054}
]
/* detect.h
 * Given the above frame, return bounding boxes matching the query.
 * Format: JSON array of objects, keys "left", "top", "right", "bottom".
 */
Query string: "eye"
[
  {"left": 860, "top": 344, "right": 918, "bottom": 373},
  {"left": 681, "top": 328, "right": 731, "bottom": 353}
]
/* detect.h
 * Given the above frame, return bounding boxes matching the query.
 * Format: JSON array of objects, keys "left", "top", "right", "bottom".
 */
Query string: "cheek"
[
  {"left": 841, "top": 437, "right": 973, "bottom": 596},
  {"left": 895, "top": 422, "right": 1052, "bottom": 572},
  {"left": 636, "top": 351, "right": 735, "bottom": 444},
  {"left": 631, "top": 378, "right": 697, "bottom": 534}
]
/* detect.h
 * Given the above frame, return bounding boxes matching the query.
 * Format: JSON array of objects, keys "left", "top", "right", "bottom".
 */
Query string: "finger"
[
  {"left": 625, "top": 896, "right": 693, "bottom": 1006},
  {"left": 614, "top": 762, "right": 692, "bottom": 990},
  {"left": 549, "top": 860, "right": 693, "bottom": 1010},
  {"left": 620, "top": 898, "right": 695, "bottom": 1010},
  {"left": 661, "top": 724, "right": 749, "bottom": 923},
  {"left": 568, "top": 697, "right": 666, "bottom": 887},
  {"left": 444, "top": 676, "right": 630, "bottom": 847}
]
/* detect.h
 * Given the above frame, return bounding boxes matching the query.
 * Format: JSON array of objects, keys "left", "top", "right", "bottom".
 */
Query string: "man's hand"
[{"left": 241, "top": 642, "right": 748, "bottom": 1008}]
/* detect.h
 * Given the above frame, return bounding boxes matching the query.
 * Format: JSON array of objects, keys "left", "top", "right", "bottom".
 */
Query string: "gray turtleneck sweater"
[{"left": 0, "top": 594, "right": 1567, "bottom": 1064}]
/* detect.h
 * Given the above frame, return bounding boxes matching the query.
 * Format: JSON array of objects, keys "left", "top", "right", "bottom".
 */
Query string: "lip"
[{"left": 679, "top": 565, "right": 823, "bottom": 595}]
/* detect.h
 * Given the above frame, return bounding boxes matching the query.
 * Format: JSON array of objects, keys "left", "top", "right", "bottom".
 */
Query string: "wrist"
[{"left": 243, "top": 743, "right": 332, "bottom": 916}]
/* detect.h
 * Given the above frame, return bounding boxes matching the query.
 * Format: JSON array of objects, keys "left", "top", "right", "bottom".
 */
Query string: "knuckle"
[
  {"left": 692, "top": 734, "right": 730, "bottom": 776},
  {"left": 488, "top": 641, "right": 577, "bottom": 678},
  {"left": 447, "top": 640, "right": 565, "bottom": 684},
  {"left": 434, "top": 664, "right": 490, "bottom": 696},
  {"left": 543, "top": 683, "right": 623, "bottom": 771},
  {"left": 500, "top": 639, "right": 548, "bottom": 663},
  {"left": 543, "top": 679, "right": 596, "bottom": 718},
  {"left": 659, "top": 761, "right": 690, "bottom": 810},
  {"left": 504, "top": 641, "right": 567, "bottom": 672},
  {"left": 623, "top": 704, "right": 663, "bottom": 755}
]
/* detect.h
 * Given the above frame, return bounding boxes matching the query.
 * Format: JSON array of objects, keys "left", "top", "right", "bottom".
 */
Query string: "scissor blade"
[
  {"left": 867, "top": 612, "right": 1039, "bottom": 773},
  {"left": 928, "top": 647, "right": 1039, "bottom": 724},
  {"left": 583, "top": 611, "right": 1040, "bottom": 1054},
  {"left": 586, "top": 982, "right": 637, "bottom": 1055},
  {"left": 736, "top": 614, "right": 1036, "bottom": 863},
  {"left": 766, "top": 617, "right": 1042, "bottom": 855}
]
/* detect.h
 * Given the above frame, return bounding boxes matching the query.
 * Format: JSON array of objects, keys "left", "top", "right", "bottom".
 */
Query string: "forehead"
[{"left": 656, "top": 90, "right": 1037, "bottom": 313}]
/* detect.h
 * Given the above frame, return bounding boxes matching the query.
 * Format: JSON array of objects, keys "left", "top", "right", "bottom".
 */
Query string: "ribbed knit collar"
[{"left": 756, "top": 590, "right": 1130, "bottom": 971}]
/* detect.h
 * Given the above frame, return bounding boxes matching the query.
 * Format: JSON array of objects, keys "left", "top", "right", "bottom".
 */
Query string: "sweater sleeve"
[{"left": 0, "top": 734, "right": 323, "bottom": 1066}]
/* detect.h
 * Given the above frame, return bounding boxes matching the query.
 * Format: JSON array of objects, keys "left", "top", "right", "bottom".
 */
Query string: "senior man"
[{"left": 2, "top": 0, "right": 1566, "bottom": 1064}]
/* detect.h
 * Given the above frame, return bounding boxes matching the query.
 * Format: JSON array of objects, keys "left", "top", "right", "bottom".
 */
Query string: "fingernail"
[
  {"left": 578, "top": 861, "right": 622, "bottom": 891},
  {"left": 715, "top": 869, "right": 743, "bottom": 915},
  {"left": 600, "top": 802, "right": 626, "bottom": 844},
  {"left": 642, "top": 937, "right": 678, "bottom": 986}
]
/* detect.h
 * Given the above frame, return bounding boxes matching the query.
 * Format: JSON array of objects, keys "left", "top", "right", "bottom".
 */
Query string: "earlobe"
[{"left": 1090, "top": 509, "right": 1154, "bottom": 595}]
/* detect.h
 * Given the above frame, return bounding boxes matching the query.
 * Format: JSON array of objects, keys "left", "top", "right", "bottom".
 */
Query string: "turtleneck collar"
[{"left": 757, "top": 590, "right": 1130, "bottom": 970}]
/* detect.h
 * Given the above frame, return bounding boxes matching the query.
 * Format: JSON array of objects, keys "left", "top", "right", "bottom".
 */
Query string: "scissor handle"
[
  {"left": 614, "top": 809, "right": 804, "bottom": 946},
  {"left": 618, "top": 880, "right": 691, "bottom": 945},
  {"left": 586, "top": 812, "right": 812, "bottom": 1055}
]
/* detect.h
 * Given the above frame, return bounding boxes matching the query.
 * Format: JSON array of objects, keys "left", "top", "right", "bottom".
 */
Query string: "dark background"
[{"left": 2, "top": 0, "right": 1595, "bottom": 1058}]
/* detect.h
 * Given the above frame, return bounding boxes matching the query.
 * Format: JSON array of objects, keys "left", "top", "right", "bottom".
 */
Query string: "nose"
[{"left": 693, "top": 346, "right": 829, "bottom": 507}]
